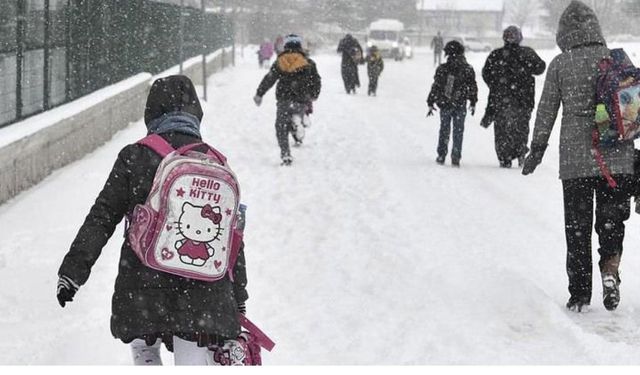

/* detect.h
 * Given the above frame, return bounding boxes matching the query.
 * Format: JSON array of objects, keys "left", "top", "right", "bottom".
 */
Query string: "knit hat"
[
  {"left": 144, "top": 75, "right": 203, "bottom": 125},
  {"left": 283, "top": 34, "right": 303, "bottom": 50},
  {"left": 503, "top": 25, "right": 523, "bottom": 45},
  {"left": 444, "top": 40, "right": 464, "bottom": 57}
]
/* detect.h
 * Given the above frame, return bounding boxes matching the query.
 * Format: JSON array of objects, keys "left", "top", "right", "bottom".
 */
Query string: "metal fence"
[{"left": 0, "top": 0, "right": 232, "bottom": 128}]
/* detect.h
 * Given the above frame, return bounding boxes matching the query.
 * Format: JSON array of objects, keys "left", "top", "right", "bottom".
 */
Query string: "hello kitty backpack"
[{"left": 127, "top": 134, "right": 242, "bottom": 282}]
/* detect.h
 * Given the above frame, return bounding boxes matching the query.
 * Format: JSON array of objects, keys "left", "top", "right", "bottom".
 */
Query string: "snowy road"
[{"left": 3, "top": 46, "right": 640, "bottom": 364}]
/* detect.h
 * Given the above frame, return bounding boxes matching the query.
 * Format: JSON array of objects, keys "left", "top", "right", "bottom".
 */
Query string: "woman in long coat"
[{"left": 522, "top": 1, "right": 634, "bottom": 312}]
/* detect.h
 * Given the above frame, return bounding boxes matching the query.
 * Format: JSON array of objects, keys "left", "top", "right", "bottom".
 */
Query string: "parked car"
[{"left": 461, "top": 37, "right": 492, "bottom": 52}]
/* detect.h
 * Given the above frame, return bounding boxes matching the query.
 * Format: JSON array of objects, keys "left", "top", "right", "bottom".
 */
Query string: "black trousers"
[
  {"left": 562, "top": 175, "right": 632, "bottom": 302},
  {"left": 275, "top": 102, "right": 305, "bottom": 158},
  {"left": 341, "top": 62, "right": 360, "bottom": 93},
  {"left": 494, "top": 106, "right": 532, "bottom": 163},
  {"left": 368, "top": 73, "right": 380, "bottom": 94}
]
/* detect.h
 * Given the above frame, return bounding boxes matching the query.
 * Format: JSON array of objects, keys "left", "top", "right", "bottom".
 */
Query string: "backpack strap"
[
  {"left": 137, "top": 134, "right": 175, "bottom": 158},
  {"left": 226, "top": 229, "right": 244, "bottom": 282},
  {"left": 176, "top": 142, "right": 228, "bottom": 165},
  {"left": 238, "top": 314, "right": 275, "bottom": 352},
  {"left": 592, "top": 128, "right": 618, "bottom": 189}
]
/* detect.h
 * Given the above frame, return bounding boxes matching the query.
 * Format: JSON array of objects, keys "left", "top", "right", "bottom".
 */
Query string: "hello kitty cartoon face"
[{"left": 177, "top": 202, "right": 223, "bottom": 243}]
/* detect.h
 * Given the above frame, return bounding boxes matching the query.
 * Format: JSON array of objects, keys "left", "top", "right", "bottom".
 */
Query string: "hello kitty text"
[{"left": 190, "top": 177, "right": 222, "bottom": 203}]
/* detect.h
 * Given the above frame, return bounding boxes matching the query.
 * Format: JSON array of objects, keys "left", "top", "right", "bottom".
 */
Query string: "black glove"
[
  {"left": 57, "top": 275, "right": 79, "bottom": 308},
  {"left": 253, "top": 95, "right": 263, "bottom": 106},
  {"left": 237, "top": 301, "right": 247, "bottom": 315},
  {"left": 480, "top": 115, "right": 492, "bottom": 128},
  {"left": 470, "top": 105, "right": 476, "bottom": 116},
  {"left": 427, "top": 106, "right": 436, "bottom": 117},
  {"left": 522, "top": 144, "right": 548, "bottom": 176}
]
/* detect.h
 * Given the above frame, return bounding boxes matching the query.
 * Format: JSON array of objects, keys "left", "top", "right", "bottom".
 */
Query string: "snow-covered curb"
[{"left": 0, "top": 47, "right": 232, "bottom": 206}]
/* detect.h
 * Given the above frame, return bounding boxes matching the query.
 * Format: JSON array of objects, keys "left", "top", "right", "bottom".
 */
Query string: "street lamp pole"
[
  {"left": 179, "top": 0, "right": 185, "bottom": 74},
  {"left": 201, "top": 0, "right": 207, "bottom": 101}
]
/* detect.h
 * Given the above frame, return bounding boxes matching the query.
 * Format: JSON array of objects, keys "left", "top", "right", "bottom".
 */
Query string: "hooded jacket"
[
  {"left": 256, "top": 48, "right": 321, "bottom": 103},
  {"left": 482, "top": 42, "right": 546, "bottom": 111},
  {"left": 427, "top": 55, "right": 478, "bottom": 109},
  {"left": 58, "top": 75, "right": 248, "bottom": 348},
  {"left": 529, "top": 0, "right": 634, "bottom": 180}
]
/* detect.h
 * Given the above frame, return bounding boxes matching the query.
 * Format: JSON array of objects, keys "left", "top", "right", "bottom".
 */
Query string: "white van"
[{"left": 366, "top": 19, "right": 405, "bottom": 61}]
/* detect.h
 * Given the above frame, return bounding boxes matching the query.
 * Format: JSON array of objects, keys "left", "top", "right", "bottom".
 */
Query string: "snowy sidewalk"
[{"left": 2, "top": 47, "right": 640, "bottom": 364}]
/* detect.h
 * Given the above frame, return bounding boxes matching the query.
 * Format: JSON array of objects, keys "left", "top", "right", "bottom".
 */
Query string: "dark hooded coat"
[
  {"left": 58, "top": 75, "right": 248, "bottom": 349},
  {"left": 427, "top": 54, "right": 478, "bottom": 110},
  {"left": 482, "top": 43, "right": 546, "bottom": 112},
  {"left": 337, "top": 35, "right": 363, "bottom": 92},
  {"left": 529, "top": 0, "right": 634, "bottom": 180},
  {"left": 256, "top": 47, "right": 321, "bottom": 103}
]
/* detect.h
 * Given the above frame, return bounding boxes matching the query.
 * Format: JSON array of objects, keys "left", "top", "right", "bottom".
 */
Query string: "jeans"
[{"left": 437, "top": 107, "right": 466, "bottom": 161}]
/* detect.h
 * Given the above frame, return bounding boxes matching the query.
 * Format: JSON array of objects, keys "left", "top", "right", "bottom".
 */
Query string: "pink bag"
[
  {"left": 127, "top": 135, "right": 243, "bottom": 282},
  {"left": 208, "top": 314, "right": 276, "bottom": 366}
]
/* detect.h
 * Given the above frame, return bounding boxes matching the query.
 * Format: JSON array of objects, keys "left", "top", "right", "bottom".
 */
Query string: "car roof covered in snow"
[
  {"left": 369, "top": 19, "right": 405, "bottom": 31},
  {"left": 416, "top": 0, "right": 504, "bottom": 12}
]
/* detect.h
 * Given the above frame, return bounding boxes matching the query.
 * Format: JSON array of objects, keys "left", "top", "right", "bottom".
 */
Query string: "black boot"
[{"left": 566, "top": 296, "right": 590, "bottom": 313}]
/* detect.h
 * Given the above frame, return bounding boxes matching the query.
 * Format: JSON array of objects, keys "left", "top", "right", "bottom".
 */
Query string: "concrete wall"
[{"left": 0, "top": 47, "right": 232, "bottom": 206}]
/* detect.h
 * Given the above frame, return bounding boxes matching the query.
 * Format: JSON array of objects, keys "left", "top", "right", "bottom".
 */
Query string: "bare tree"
[{"left": 506, "top": 0, "right": 540, "bottom": 29}]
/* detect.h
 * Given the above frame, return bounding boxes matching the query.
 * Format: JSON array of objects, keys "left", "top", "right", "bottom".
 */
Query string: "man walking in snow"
[
  {"left": 431, "top": 31, "right": 444, "bottom": 66},
  {"left": 482, "top": 26, "right": 546, "bottom": 168},
  {"left": 337, "top": 34, "right": 364, "bottom": 94},
  {"left": 254, "top": 34, "right": 321, "bottom": 166}
]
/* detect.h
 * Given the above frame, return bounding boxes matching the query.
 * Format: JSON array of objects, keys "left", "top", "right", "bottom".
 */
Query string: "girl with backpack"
[
  {"left": 427, "top": 40, "right": 478, "bottom": 167},
  {"left": 56, "top": 75, "right": 249, "bottom": 365},
  {"left": 522, "top": 1, "right": 634, "bottom": 313}
]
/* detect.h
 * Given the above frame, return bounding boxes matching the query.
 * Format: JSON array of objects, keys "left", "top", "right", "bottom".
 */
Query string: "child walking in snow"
[
  {"left": 366, "top": 46, "right": 384, "bottom": 96},
  {"left": 427, "top": 40, "right": 478, "bottom": 167},
  {"left": 56, "top": 75, "right": 249, "bottom": 365},
  {"left": 254, "top": 34, "right": 321, "bottom": 166}
]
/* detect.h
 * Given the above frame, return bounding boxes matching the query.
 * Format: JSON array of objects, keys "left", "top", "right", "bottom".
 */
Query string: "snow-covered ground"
[{"left": 3, "top": 44, "right": 640, "bottom": 365}]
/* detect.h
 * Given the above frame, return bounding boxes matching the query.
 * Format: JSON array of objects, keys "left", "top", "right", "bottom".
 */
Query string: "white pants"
[{"left": 131, "top": 337, "right": 215, "bottom": 366}]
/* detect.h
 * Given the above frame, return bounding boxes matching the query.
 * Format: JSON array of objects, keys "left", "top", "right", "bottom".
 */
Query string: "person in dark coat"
[
  {"left": 482, "top": 26, "right": 546, "bottom": 168},
  {"left": 337, "top": 34, "right": 364, "bottom": 94},
  {"left": 427, "top": 40, "right": 478, "bottom": 167},
  {"left": 431, "top": 31, "right": 444, "bottom": 66},
  {"left": 254, "top": 34, "right": 322, "bottom": 166},
  {"left": 366, "top": 45, "right": 384, "bottom": 96},
  {"left": 522, "top": 1, "right": 635, "bottom": 312},
  {"left": 56, "top": 75, "right": 249, "bottom": 365}
]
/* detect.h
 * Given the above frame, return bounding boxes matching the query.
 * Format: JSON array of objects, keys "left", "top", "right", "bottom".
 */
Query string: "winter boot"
[
  {"left": 451, "top": 158, "right": 460, "bottom": 167},
  {"left": 281, "top": 155, "right": 293, "bottom": 166},
  {"left": 499, "top": 160, "right": 512, "bottom": 168},
  {"left": 600, "top": 254, "right": 621, "bottom": 311},
  {"left": 566, "top": 296, "right": 590, "bottom": 313},
  {"left": 436, "top": 155, "right": 445, "bottom": 165}
]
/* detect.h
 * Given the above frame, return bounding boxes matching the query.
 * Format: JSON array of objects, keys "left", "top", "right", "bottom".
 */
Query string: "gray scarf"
[{"left": 146, "top": 111, "right": 202, "bottom": 138}]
